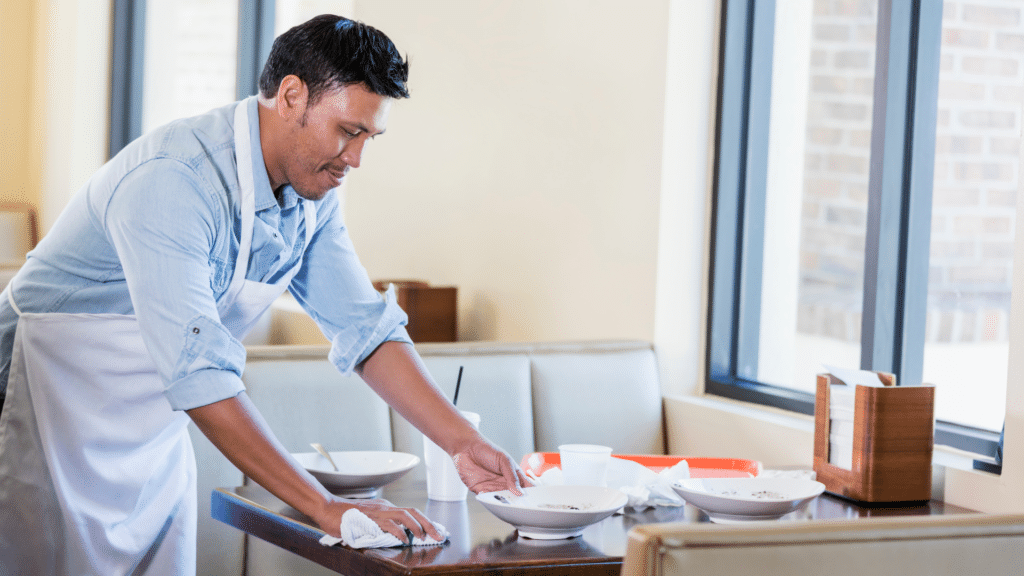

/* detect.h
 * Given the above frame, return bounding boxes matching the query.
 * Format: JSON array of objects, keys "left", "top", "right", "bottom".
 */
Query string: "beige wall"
[
  {"left": 2, "top": 0, "right": 111, "bottom": 232},
  {"left": 349, "top": 1, "right": 669, "bottom": 343},
  {"left": 1, "top": 0, "right": 39, "bottom": 207}
]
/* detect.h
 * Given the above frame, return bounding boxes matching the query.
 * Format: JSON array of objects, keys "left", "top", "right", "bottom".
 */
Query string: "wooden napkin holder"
[
  {"left": 372, "top": 280, "right": 458, "bottom": 342},
  {"left": 813, "top": 372, "right": 935, "bottom": 504}
]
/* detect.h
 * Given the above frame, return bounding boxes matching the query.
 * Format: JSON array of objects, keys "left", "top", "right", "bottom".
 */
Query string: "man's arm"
[
  {"left": 356, "top": 340, "right": 530, "bottom": 494},
  {"left": 186, "top": 391, "right": 442, "bottom": 542}
]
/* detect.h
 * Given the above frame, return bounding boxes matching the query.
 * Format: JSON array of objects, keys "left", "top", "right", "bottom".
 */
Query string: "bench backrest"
[{"left": 623, "top": 513, "right": 1024, "bottom": 576}]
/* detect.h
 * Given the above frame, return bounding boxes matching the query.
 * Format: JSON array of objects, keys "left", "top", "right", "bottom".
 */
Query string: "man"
[{"left": 0, "top": 15, "right": 527, "bottom": 575}]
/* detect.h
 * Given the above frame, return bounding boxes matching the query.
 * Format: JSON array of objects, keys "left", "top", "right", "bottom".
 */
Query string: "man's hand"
[
  {"left": 452, "top": 439, "right": 532, "bottom": 495},
  {"left": 317, "top": 497, "right": 443, "bottom": 544}
]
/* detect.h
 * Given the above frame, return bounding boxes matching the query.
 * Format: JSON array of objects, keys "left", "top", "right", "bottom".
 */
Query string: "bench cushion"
[
  {"left": 243, "top": 346, "right": 394, "bottom": 453},
  {"left": 528, "top": 342, "right": 663, "bottom": 454}
]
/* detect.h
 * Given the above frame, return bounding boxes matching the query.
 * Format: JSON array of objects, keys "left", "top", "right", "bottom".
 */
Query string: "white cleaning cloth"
[{"left": 319, "top": 509, "right": 449, "bottom": 549}]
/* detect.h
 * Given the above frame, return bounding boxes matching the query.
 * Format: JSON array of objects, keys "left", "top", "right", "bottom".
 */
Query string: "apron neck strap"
[
  {"left": 6, "top": 285, "right": 21, "bottom": 316},
  {"left": 223, "top": 99, "right": 318, "bottom": 303},
  {"left": 225, "top": 100, "right": 258, "bottom": 303}
]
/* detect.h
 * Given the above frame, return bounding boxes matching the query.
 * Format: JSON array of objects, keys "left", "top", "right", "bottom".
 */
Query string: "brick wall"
[{"left": 797, "top": 0, "right": 1022, "bottom": 343}]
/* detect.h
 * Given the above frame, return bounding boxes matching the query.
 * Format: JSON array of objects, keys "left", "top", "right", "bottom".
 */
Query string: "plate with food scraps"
[
  {"left": 477, "top": 485, "right": 628, "bottom": 539},
  {"left": 671, "top": 477, "right": 825, "bottom": 523}
]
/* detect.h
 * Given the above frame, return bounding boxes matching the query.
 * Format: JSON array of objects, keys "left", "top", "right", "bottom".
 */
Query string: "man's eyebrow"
[{"left": 344, "top": 122, "right": 386, "bottom": 136}]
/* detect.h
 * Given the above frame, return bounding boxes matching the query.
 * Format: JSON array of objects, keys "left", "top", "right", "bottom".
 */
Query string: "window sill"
[{"left": 664, "top": 393, "right": 992, "bottom": 475}]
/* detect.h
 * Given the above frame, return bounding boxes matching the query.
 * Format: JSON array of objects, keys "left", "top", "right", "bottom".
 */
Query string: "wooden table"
[{"left": 212, "top": 477, "right": 976, "bottom": 576}]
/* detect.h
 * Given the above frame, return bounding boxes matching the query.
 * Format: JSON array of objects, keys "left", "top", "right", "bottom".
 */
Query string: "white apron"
[{"left": 0, "top": 101, "right": 316, "bottom": 575}]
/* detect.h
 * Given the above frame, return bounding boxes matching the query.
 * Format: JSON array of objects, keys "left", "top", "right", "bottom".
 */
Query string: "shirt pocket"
[{"left": 209, "top": 255, "right": 230, "bottom": 296}]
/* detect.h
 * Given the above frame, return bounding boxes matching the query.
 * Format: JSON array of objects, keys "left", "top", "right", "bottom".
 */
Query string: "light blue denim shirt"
[{"left": 0, "top": 97, "right": 410, "bottom": 410}]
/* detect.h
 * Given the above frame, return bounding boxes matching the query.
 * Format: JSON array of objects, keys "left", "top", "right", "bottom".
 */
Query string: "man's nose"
[{"left": 340, "top": 137, "right": 366, "bottom": 168}]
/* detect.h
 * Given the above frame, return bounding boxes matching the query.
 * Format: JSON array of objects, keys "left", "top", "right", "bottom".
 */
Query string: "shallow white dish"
[
  {"left": 672, "top": 477, "right": 825, "bottom": 523},
  {"left": 293, "top": 451, "right": 419, "bottom": 498},
  {"left": 477, "top": 485, "right": 628, "bottom": 539}
]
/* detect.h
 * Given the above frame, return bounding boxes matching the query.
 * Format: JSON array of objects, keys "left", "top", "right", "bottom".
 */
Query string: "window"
[
  {"left": 707, "top": 0, "right": 1015, "bottom": 458},
  {"left": 110, "top": 0, "right": 356, "bottom": 156},
  {"left": 141, "top": 0, "right": 239, "bottom": 133},
  {"left": 110, "top": 0, "right": 275, "bottom": 155}
]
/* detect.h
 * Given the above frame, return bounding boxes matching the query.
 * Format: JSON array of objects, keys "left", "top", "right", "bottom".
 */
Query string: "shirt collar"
[{"left": 244, "top": 97, "right": 301, "bottom": 211}]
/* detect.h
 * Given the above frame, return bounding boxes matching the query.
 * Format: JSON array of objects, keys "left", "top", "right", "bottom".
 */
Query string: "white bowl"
[
  {"left": 672, "top": 477, "right": 825, "bottom": 523},
  {"left": 293, "top": 451, "right": 420, "bottom": 498},
  {"left": 477, "top": 485, "right": 628, "bottom": 539}
]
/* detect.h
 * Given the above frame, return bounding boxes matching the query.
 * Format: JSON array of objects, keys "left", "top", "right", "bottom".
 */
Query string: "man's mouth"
[{"left": 324, "top": 166, "right": 346, "bottom": 185}]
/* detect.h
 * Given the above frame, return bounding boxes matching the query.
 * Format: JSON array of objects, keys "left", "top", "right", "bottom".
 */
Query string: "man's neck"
[{"left": 256, "top": 97, "right": 287, "bottom": 193}]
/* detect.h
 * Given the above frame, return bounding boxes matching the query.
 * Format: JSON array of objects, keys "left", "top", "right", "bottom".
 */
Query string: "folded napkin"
[
  {"left": 319, "top": 509, "right": 449, "bottom": 549},
  {"left": 758, "top": 468, "right": 817, "bottom": 481},
  {"left": 527, "top": 457, "right": 693, "bottom": 510}
]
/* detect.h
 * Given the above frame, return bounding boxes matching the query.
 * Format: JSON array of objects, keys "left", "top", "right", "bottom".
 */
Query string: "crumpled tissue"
[
  {"left": 319, "top": 508, "right": 449, "bottom": 549},
  {"left": 527, "top": 457, "right": 692, "bottom": 510}
]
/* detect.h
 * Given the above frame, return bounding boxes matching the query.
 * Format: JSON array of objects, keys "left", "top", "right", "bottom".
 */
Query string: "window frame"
[
  {"left": 706, "top": 0, "right": 1001, "bottom": 459},
  {"left": 108, "top": 0, "right": 275, "bottom": 157}
]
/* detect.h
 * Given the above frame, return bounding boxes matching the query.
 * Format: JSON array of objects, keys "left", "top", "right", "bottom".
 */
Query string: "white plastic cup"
[
  {"left": 559, "top": 444, "right": 613, "bottom": 487},
  {"left": 424, "top": 411, "right": 481, "bottom": 501}
]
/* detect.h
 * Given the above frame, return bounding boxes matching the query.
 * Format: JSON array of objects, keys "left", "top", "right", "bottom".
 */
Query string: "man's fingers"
[
  {"left": 407, "top": 508, "right": 443, "bottom": 542},
  {"left": 381, "top": 519, "right": 411, "bottom": 544},
  {"left": 517, "top": 468, "right": 534, "bottom": 489},
  {"left": 498, "top": 456, "right": 525, "bottom": 495},
  {"left": 363, "top": 506, "right": 442, "bottom": 544}
]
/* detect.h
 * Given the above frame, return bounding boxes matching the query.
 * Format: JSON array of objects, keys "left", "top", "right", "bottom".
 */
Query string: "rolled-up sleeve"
[
  {"left": 287, "top": 197, "right": 412, "bottom": 375},
  {"left": 105, "top": 159, "right": 246, "bottom": 410}
]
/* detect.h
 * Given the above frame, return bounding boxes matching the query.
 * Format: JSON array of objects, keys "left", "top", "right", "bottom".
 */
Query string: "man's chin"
[{"left": 293, "top": 185, "right": 334, "bottom": 202}]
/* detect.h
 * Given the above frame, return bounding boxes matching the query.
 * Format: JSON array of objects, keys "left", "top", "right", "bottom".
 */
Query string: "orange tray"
[{"left": 520, "top": 452, "right": 762, "bottom": 478}]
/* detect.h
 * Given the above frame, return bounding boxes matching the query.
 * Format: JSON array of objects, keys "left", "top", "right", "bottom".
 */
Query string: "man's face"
[{"left": 281, "top": 82, "right": 392, "bottom": 201}]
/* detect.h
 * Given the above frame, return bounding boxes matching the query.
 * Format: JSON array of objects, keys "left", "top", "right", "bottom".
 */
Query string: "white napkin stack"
[
  {"left": 528, "top": 457, "right": 693, "bottom": 510},
  {"left": 758, "top": 468, "right": 817, "bottom": 481},
  {"left": 319, "top": 509, "right": 449, "bottom": 549},
  {"left": 824, "top": 365, "right": 888, "bottom": 470}
]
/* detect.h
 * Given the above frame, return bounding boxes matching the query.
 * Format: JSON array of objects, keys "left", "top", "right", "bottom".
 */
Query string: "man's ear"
[{"left": 276, "top": 75, "right": 308, "bottom": 122}]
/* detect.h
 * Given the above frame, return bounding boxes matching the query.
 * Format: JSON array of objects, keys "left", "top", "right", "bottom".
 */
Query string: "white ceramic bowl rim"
[
  {"left": 293, "top": 450, "right": 419, "bottom": 476},
  {"left": 674, "top": 477, "right": 825, "bottom": 502},
  {"left": 480, "top": 485, "right": 628, "bottom": 514}
]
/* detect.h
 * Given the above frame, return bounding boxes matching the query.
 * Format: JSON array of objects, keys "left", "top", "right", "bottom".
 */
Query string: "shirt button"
[{"left": 193, "top": 327, "right": 200, "bottom": 334}]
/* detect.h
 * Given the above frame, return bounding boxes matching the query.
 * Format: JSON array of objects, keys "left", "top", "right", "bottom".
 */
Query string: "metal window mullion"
[
  {"left": 735, "top": 0, "right": 775, "bottom": 381},
  {"left": 237, "top": 0, "right": 276, "bottom": 100},
  {"left": 899, "top": 2, "right": 943, "bottom": 389},
  {"left": 707, "top": 0, "right": 756, "bottom": 382},
  {"left": 109, "top": 0, "right": 146, "bottom": 158},
  {"left": 861, "top": 0, "right": 921, "bottom": 378}
]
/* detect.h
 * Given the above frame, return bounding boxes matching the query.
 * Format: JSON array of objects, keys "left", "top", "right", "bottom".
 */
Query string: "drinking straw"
[{"left": 453, "top": 366, "right": 464, "bottom": 406}]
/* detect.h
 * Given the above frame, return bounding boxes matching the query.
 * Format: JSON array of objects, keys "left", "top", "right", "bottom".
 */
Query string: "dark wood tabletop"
[{"left": 212, "top": 476, "right": 977, "bottom": 576}]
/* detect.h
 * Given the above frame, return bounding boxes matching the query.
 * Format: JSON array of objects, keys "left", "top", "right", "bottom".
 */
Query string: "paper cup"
[
  {"left": 559, "top": 444, "right": 613, "bottom": 487},
  {"left": 424, "top": 411, "right": 481, "bottom": 501}
]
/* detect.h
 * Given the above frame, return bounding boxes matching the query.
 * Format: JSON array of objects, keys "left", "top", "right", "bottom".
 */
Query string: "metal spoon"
[{"left": 310, "top": 443, "right": 339, "bottom": 471}]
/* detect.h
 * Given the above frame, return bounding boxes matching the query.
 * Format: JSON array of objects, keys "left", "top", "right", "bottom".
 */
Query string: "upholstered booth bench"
[
  {"left": 190, "top": 339, "right": 664, "bottom": 576},
  {"left": 621, "top": 512, "right": 1024, "bottom": 576}
]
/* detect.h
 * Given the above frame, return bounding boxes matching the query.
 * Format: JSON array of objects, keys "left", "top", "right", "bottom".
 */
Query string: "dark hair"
[{"left": 258, "top": 15, "right": 410, "bottom": 104}]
